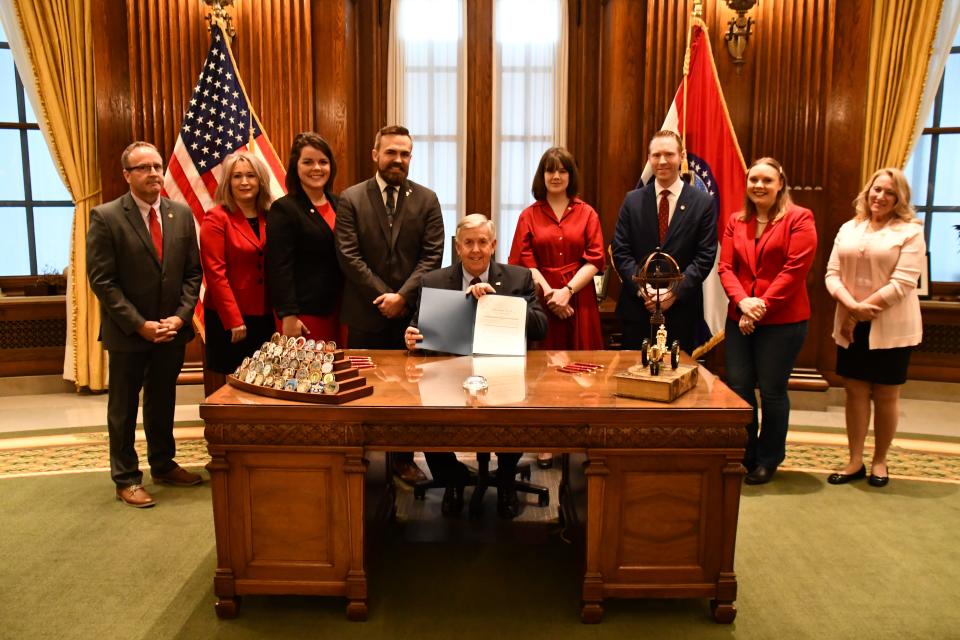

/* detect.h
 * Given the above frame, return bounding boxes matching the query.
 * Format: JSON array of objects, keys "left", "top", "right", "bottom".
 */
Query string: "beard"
[{"left": 379, "top": 161, "right": 408, "bottom": 186}]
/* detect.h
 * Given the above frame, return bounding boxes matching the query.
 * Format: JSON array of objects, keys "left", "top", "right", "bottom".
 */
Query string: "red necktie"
[
  {"left": 148, "top": 207, "right": 163, "bottom": 261},
  {"left": 658, "top": 191, "right": 670, "bottom": 246}
]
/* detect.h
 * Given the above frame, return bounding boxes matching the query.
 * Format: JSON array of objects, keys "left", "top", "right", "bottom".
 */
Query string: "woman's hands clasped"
[{"left": 542, "top": 285, "right": 575, "bottom": 320}]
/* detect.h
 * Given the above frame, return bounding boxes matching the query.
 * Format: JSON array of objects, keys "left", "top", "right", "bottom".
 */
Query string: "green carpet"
[{"left": 2, "top": 471, "right": 959, "bottom": 639}]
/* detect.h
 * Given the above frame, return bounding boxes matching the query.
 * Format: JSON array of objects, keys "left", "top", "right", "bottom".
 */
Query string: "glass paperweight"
[{"left": 462, "top": 375, "right": 489, "bottom": 396}]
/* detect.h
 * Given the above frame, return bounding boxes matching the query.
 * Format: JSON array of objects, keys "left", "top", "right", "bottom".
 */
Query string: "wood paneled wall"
[
  {"left": 88, "top": 0, "right": 956, "bottom": 381},
  {"left": 95, "top": 0, "right": 358, "bottom": 200},
  {"left": 579, "top": 0, "right": 876, "bottom": 377}
]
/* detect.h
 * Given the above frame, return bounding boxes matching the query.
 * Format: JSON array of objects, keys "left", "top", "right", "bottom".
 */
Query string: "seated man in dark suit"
[{"left": 404, "top": 214, "right": 547, "bottom": 519}]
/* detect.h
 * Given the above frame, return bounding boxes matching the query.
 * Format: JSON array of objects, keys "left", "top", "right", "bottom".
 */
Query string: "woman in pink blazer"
[
  {"left": 718, "top": 157, "right": 817, "bottom": 485},
  {"left": 824, "top": 167, "right": 925, "bottom": 488},
  {"left": 200, "top": 152, "right": 275, "bottom": 391}
]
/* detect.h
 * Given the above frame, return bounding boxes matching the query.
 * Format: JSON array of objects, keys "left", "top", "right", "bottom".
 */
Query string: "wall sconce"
[{"left": 723, "top": 0, "right": 757, "bottom": 67}]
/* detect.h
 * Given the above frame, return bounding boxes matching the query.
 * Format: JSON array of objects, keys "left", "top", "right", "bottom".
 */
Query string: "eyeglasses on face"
[{"left": 125, "top": 163, "right": 164, "bottom": 173}]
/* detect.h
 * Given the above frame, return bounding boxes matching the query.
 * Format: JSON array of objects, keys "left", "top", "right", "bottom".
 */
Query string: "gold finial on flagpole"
[
  {"left": 203, "top": 0, "right": 236, "bottom": 40},
  {"left": 692, "top": 0, "right": 704, "bottom": 19}
]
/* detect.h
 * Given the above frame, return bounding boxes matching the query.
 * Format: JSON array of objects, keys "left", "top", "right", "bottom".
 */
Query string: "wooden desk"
[{"left": 201, "top": 350, "right": 750, "bottom": 623}]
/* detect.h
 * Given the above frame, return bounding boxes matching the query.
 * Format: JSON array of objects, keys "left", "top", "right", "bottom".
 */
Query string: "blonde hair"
[
  {"left": 854, "top": 167, "right": 920, "bottom": 224},
  {"left": 215, "top": 152, "right": 274, "bottom": 213},
  {"left": 741, "top": 157, "right": 793, "bottom": 223}
]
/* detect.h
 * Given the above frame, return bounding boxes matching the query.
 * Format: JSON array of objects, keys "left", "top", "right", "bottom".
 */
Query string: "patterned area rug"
[{"left": 1, "top": 433, "right": 959, "bottom": 484}]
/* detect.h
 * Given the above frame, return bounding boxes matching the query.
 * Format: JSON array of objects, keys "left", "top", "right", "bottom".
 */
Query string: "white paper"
[{"left": 472, "top": 294, "right": 527, "bottom": 356}]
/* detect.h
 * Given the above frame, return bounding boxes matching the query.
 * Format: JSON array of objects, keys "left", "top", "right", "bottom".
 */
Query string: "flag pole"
[{"left": 681, "top": 2, "right": 702, "bottom": 181}]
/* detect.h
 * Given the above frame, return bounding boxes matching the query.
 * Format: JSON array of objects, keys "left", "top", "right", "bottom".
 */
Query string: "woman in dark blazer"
[
  {"left": 267, "top": 132, "right": 344, "bottom": 341},
  {"left": 717, "top": 157, "right": 817, "bottom": 485},
  {"left": 200, "top": 151, "right": 275, "bottom": 390}
]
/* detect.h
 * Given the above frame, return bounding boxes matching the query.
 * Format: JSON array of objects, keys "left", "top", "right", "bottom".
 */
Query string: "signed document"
[
  {"left": 473, "top": 294, "right": 527, "bottom": 356},
  {"left": 417, "top": 288, "right": 528, "bottom": 356}
]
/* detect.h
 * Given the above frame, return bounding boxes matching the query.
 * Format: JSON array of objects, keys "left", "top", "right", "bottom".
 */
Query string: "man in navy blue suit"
[{"left": 612, "top": 131, "right": 717, "bottom": 353}]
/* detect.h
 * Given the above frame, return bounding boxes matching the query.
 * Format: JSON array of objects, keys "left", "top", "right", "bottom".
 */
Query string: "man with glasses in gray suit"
[{"left": 87, "top": 141, "right": 203, "bottom": 508}]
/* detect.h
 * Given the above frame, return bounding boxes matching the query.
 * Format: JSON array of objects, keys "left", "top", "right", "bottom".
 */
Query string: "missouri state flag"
[
  {"left": 641, "top": 18, "right": 747, "bottom": 357},
  {"left": 162, "top": 22, "right": 286, "bottom": 338}
]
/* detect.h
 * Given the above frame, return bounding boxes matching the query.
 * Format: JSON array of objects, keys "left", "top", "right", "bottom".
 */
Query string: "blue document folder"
[{"left": 417, "top": 287, "right": 477, "bottom": 355}]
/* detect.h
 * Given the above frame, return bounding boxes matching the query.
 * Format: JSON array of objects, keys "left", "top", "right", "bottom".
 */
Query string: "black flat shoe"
[
  {"left": 868, "top": 474, "right": 889, "bottom": 487},
  {"left": 827, "top": 465, "right": 866, "bottom": 485},
  {"left": 744, "top": 466, "right": 775, "bottom": 485}
]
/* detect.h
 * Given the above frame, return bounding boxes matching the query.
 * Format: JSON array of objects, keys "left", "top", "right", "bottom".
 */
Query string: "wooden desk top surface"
[{"left": 201, "top": 351, "right": 750, "bottom": 433}]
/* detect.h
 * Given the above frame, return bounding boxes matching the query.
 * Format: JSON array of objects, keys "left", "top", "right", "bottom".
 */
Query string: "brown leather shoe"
[
  {"left": 116, "top": 484, "right": 156, "bottom": 508},
  {"left": 392, "top": 460, "right": 428, "bottom": 484},
  {"left": 151, "top": 465, "right": 203, "bottom": 486}
]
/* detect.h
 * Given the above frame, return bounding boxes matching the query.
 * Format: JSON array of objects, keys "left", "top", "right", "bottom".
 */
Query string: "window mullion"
[{"left": 14, "top": 70, "right": 38, "bottom": 275}]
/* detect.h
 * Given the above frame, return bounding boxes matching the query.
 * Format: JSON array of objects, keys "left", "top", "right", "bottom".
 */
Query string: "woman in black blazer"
[{"left": 267, "top": 132, "right": 344, "bottom": 341}]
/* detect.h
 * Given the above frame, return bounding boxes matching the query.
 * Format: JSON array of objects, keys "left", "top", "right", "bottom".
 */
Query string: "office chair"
[{"left": 413, "top": 453, "right": 550, "bottom": 517}]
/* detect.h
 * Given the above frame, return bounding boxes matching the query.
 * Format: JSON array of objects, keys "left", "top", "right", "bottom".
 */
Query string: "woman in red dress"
[
  {"left": 509, "top": 147, "right": 605, "bottom": 349},
  {"left": 509, "top": 147, "right": 605, "bottom": 466}
]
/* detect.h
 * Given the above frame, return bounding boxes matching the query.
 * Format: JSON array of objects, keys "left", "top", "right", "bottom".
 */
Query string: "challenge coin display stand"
[{"left": 227, "top": 335, "right": 373, "bottom": 404}]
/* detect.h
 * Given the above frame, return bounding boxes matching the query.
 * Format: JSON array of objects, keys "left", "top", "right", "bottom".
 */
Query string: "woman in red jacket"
[
  {"left": 200, "top": 151, "right": 275, "bottom": 391},
  {"left": 718, "top": 157, "right": 817, "bottom": 485}
]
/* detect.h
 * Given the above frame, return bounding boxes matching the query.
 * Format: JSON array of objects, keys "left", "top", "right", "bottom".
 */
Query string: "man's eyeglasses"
[{"left": 125, "top": 163, "right": 164, "bottom": 173}]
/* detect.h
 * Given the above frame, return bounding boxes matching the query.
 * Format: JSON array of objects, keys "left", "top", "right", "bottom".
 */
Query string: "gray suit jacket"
[
  {"left": 336, "top": 177, "right": 445, "bottom": 332},
  {"left": 86, "top": 193, "right": 202, "bottom": 352}
]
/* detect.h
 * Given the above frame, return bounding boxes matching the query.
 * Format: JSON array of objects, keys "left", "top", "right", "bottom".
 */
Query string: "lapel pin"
[
  {"left": 680, "top": 205, "right": 686, "bottom": 211},
  {"left": 167, "top": 212, "right": 173, "bottom": 218},
  {"left": 495, "top": 281, "right": 501, "bottom": 286},
  {"left": 405, "top": 188, "right": 412, "bottom": 198}
]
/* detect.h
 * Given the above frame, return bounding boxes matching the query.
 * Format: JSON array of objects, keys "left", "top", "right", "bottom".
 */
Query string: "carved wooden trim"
[{"left": 205, "top": 420, "right": 746, "bottom": 449}]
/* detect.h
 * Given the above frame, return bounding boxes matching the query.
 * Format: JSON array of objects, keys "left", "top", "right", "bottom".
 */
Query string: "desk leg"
[
  {"left": 711, "top": 458, "right": 744, "bottom": 623},
  {"left": 208, "top": 447, "right": 242, "bottom": 618},
  {"left": 345, "top": 451, "right": 368, "bottom": 621},
  {"left": 581, "top": 454, "right": 609, "bottom": 623},
  {"left": 214, "top": 594, "right": 240, "bottom": 619}
]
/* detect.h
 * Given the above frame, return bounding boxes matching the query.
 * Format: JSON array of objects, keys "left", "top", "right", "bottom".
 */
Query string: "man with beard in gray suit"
[
  {"left": 336, "top": 125, "right": 445, "bottom": 484},
  {"left": 87, "top": 141, "right": 203, "bottom": 508}
]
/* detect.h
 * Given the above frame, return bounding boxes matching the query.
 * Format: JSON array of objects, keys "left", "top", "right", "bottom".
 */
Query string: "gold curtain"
[
  {"left": 861, "top": 0, "right": 943, "bottom": 182},
  {"left": 10, "top": 0, "right": 106, "bottom": 390}
]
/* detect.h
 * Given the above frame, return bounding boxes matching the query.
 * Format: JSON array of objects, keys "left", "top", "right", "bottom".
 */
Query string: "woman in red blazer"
[
  {"left": 200, "top": 151, "right": 275, "bottom": 389},
  {"left": 718, "top": 157, "right": 817, "bottom": 485}
]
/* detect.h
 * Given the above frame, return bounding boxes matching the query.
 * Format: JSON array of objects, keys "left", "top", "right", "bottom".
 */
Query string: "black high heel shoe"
[{"left": 827, "top": 464, "right": 866, "bottom": 485}]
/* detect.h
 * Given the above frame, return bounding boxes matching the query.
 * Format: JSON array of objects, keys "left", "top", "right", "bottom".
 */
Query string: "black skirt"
[
  {"left": 836, "top": 322, "right": 912, "bottom": 385},
  {"left": 204, "top": 308, "right": 275, "bottom": 374}
]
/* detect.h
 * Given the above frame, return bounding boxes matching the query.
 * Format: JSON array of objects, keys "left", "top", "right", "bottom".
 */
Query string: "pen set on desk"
[
  {"left": 348, "top": 356, "right": 376, "bottom": 370},
  {"left": 557, "top": 362, "right": 604, "bottom": 374}
]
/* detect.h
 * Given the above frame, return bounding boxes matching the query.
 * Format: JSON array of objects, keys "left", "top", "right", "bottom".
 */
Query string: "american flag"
[{"left": 162, "top": 22, "right": 286, "bottom": 336}]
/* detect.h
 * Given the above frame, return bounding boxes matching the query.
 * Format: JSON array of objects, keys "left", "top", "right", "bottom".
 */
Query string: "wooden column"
[{"left": 465, "top": 0, "right": 493, "bottom": 216}]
